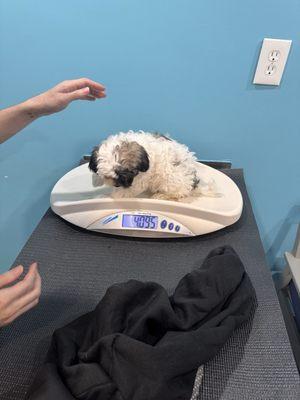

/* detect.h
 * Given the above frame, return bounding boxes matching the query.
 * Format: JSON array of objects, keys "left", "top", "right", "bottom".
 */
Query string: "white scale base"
[{"left": 50, "top": 162, "right": 243, "bottom": 238}]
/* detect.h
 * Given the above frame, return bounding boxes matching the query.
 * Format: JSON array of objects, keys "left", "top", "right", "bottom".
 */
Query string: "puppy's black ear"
[
  {"left": 89, "top": 146, "right": 99, "bottom": 173},
  {"left": 137, "top": 147, "right": 149, "bottom": 172}
]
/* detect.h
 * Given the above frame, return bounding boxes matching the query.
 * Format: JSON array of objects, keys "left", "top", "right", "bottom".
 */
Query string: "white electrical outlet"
[{"left": 253, "top": 38, "right": 292, "bottom": 86}]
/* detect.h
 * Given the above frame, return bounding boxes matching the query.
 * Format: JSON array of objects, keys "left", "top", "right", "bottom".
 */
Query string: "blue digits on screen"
[
  {"left": 149, "top": 216, "right": 156, "bottom": 229},
  {"left": 133, "top": 216, "right": 142, "bottom": 228},
  {"left": 133, "top": 215, "right": 156, "bottom": 229}
]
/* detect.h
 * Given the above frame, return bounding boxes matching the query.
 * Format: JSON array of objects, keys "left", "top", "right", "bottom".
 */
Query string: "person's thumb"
[{"left": 68, "top": 87, "right": 91, "bottom": 101}]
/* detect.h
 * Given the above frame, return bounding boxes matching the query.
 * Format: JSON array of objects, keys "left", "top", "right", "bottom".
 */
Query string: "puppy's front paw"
[
  {"left": 111, "top": 188, "right": 139, "bottom": 199},
  {"left": 111, "top": 190, "right": 127, "bottom": 199},
  {"left": 152, "top": 192, "right": 180, "bottom": 201}
]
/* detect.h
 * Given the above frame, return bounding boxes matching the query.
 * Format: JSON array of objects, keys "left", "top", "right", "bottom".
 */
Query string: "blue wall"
[{"left": 1, "top": 0, "right": 299, "bottom": 273}]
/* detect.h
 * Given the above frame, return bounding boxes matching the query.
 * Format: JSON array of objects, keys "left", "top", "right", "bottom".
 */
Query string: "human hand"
[
  {"left": 0, "top": 262, "right": 41, "bottom": 327},
  {"left": 24, "top": 78, "right": 106, "bottom": 117}
]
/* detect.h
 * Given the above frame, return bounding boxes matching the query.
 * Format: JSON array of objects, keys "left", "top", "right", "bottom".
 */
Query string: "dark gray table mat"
[{"left": 0, "top": 169, "right": 299, "bottom": 400}]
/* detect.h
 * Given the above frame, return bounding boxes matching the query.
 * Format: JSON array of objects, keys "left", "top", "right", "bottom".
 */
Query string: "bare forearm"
[
  {"left": 0, "top": 78, "right": 106, "bottom": 144},
  {"left": 0, "top": 101, "right": 39, "bottom": 144}
]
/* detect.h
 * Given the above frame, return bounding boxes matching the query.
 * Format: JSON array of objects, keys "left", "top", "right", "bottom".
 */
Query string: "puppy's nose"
[{"left": 113, "top": 178, "right": 121, "bottom": 187}]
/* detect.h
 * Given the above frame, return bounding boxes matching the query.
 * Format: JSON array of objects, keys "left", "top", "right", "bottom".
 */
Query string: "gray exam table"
[{"left": 0, "top": 167, "right": 299, "bottom": 399}]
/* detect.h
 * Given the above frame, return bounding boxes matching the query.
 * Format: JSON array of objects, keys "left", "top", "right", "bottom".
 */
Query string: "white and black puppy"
[{"left": 89, "top": 130, "right": 216, "bottom": 200}]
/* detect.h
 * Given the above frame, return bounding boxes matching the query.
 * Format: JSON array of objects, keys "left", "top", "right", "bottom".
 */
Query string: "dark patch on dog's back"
[
  {"left": 152, "top": 132, "right": 172, "bottom": 141},
  {"left": 172, "top": 160, "right": 181, "bottom": 167},
  {"left": 192, "top": 170, "right": 200, "bottom": 189}
]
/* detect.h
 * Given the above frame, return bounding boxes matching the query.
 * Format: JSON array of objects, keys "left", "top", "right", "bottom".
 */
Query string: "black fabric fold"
[{"left": 26, "top": 246, "right": 256, "bottom": 400}]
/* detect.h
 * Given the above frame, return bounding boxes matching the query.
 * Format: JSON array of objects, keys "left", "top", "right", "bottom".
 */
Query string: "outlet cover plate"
[{"left": 253, "top": 38, "right": 292, "bottom": 86}]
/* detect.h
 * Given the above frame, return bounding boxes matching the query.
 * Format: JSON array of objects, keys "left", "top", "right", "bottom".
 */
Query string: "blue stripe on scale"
[{"left": 102, "top": 215, "right": 119, "bottom": 225}]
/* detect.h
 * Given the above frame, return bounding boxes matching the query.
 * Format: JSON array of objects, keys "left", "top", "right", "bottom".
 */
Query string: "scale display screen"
[{"left": 122, "top": 214, "right": 158, "bottom": 229}]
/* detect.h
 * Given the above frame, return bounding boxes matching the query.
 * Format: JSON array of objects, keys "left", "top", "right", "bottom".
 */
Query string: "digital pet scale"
[{"left": 50, "top": 163, "right": 243, "bottom": 238}]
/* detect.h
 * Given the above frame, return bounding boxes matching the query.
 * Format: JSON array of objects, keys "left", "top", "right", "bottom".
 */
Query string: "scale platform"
[{"left": 50, "top": 163, "right": 243, "bottom": 238}]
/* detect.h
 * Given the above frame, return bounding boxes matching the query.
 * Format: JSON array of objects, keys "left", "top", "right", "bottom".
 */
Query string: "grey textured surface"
[{"left": 0, "top": 169, "right": 299, "bottom": 400}]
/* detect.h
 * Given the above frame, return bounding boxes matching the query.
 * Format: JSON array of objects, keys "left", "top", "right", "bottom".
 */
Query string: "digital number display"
[{"left": 122, "top": 214, "right": 158, "bottom": 229}]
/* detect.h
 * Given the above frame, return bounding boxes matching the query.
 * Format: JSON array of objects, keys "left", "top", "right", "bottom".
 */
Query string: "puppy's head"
[{"left": 89, "top": 140, "right": 149, "bottom": 188}]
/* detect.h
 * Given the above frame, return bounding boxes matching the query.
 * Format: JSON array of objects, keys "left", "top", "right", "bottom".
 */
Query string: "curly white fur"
[{"left": 90, "top": 130, "right": 217, "bottom": 200}]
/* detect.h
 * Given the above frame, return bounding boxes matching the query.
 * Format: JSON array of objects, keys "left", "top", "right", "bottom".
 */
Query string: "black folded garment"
[{"left": 26, "top": 246, "right": 256, "bottom": 400}]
